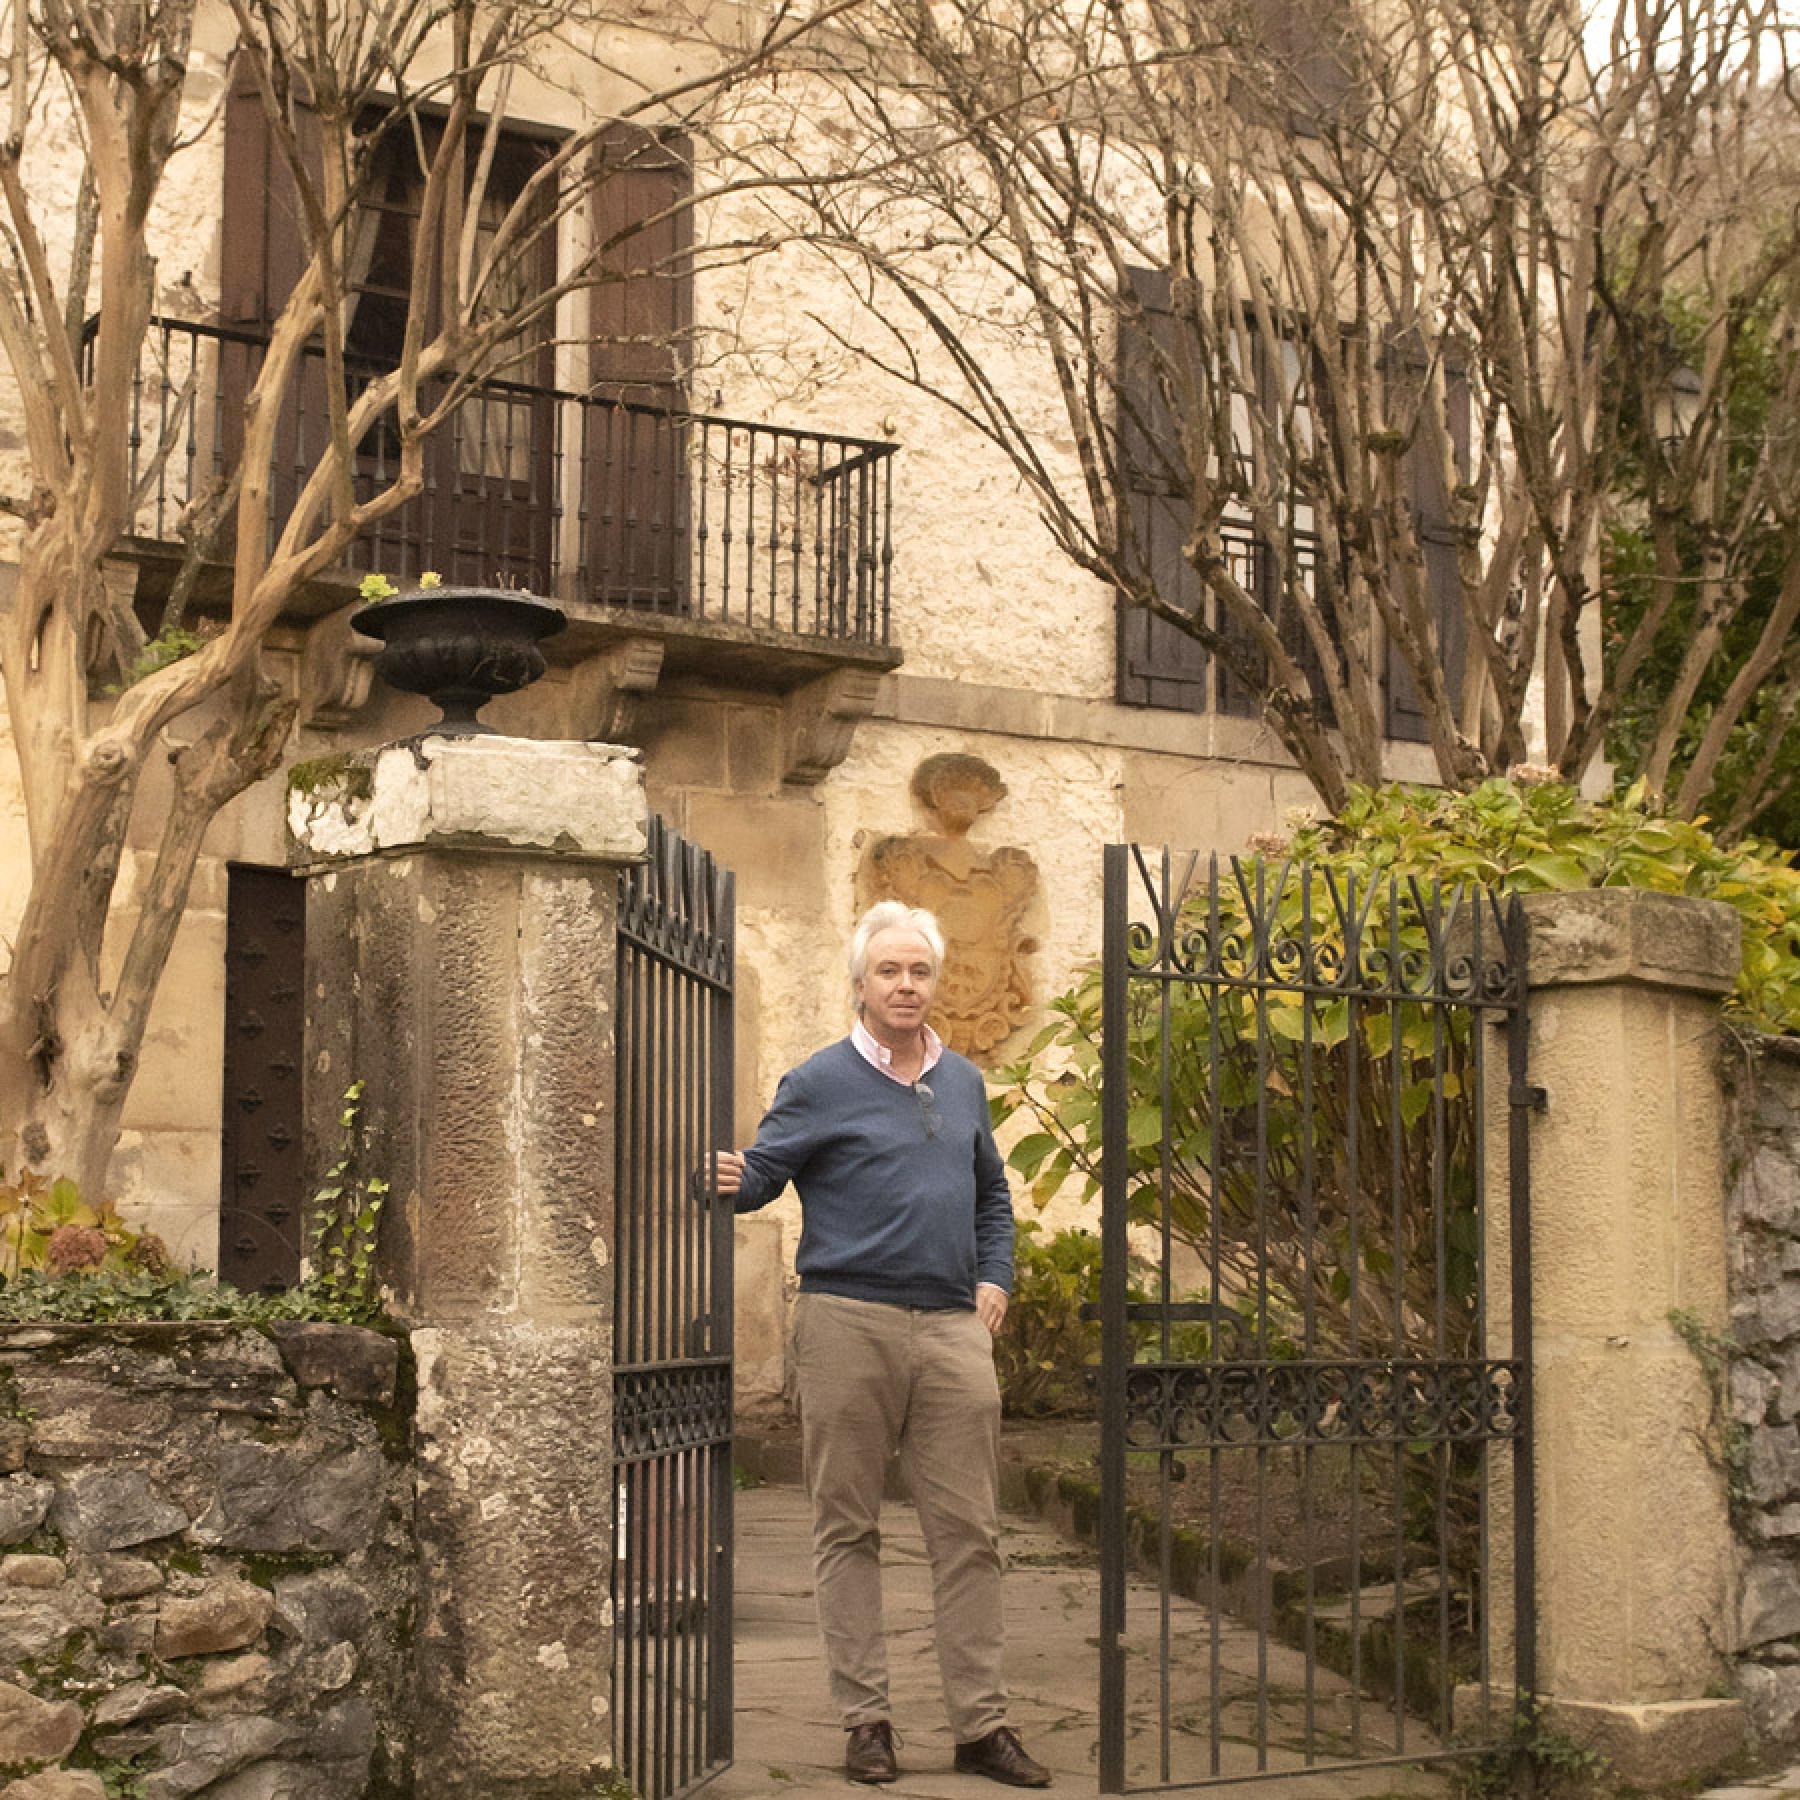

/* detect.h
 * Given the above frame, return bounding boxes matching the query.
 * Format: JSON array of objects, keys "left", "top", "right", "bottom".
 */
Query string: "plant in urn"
[{"left": 351, "top": 572, "right": 566, "bottom": 734}]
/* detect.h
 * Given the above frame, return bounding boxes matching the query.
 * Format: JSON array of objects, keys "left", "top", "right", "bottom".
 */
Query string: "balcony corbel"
[
  {"left": 782, "top": 667, "right": 886, "bottom": 786},
  {"left": 560, "top": 636, "right": 666, "bottom": 743},
  {"left": 298, "top": 600, "right": 381, "bottom": 731}
]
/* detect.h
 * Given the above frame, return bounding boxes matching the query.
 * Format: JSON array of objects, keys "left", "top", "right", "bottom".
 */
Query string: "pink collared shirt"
[{"left": 851, "top": 1017, "right": 944, "bottom": 1085}]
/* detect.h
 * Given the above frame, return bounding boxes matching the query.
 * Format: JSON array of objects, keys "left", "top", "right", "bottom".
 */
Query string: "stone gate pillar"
[
  {"left": 289, "top": 733, "right": 646, "bottom": 1799},
  {"left": 1494, "top": 889, "right": 1745, "bottom": 1784}
]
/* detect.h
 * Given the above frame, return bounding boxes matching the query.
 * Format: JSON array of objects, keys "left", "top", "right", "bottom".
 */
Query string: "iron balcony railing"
[{"left": 98, "top": 314, "right": 897, "bottom": 645}]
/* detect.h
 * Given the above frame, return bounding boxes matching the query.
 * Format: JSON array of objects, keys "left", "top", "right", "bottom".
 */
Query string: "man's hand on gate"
[
  {"left": 711, "top": 1150, "right": 746, "bottom": 1196},
  {"left": 975, "top": 1282, "right": 1008, "bottom": 1337}
]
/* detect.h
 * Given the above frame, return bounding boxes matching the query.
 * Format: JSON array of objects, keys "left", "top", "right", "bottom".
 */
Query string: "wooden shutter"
[
  {"left": 1116, "top": 265, "right": 1211, "bottom": 711},
  {"left": 587, "top": 126, "right": 694, "bottom": 609},
  {"left": 1384, "top": 357, "right": 1470, "bottom": 742},
  {"left": 220, "top": 68, "right": 327, "bottom": 550},
  {"left": 222, "top": 69, "right": 329, "bottom": 332},
  {"left": 1242, "top": 0, "right": 1355, "bottom": 135}
]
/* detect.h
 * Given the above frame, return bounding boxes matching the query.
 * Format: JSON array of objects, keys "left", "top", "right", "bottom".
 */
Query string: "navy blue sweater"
[{"left": 734, "top": 1037, "right": 1016, "bottom": 1310}]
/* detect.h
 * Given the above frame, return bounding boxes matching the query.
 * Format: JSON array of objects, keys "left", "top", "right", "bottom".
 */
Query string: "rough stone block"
[
  {"left": 304, "top": 1697, "right": 375, "bottom": 1763},
  {"left": 89, "top": 1553, "right": 163, "bottom": 1599},
  {"left": 1737, "top": 1146, "right": 1800, "bottom": 1233},
  {"left": 268, "top": 1570, "right": 372, "bottom": 1655},
  {"left": 411, "top": 1321, "right": 616, "bottom": 1794},
  {"left": 0, "top": 1678, "right": 82, "bottom": 1762},
  {"left": 138, "top": 1716, "right": 298, "bottom": 1800},
  {"left": 1521, "top": 889, "right": 1741, "bottom": 995},
  {"left": 92, "top": 1681, "right": 188, "bottom": 1728},
  {"left": 24, "top": 1383, "right": 175, "bottom": 1460},
  {"left": 1743, "top": 1552, "right": 1800, "bottom": 1647},
  {"left": 0, "top": 1773, "right": 109, "bottom": 1800},
  {"left": 0, "top": 1583, "right": 102, "bottom": 1665},
  {"left": 1736, "top": 1361, "right": 1780, "bottom": 1426},
  {"left": 201, "top": 1758, "right": 364, "bottom": 1800},
  {"left": 0, "top": 1420, "right": 29, "bottom": 1473},
  {"left": 266, "top": 1325, "right": 399, "bottom": 1407},
  {"left": 1739, "top": 1663, "right": 1800, "bottom": 1746},
  {"left": 0, "top": 1475, "right": 53, "bottom": 1545},
  {"left": 0, "top": 1554, "right": 63, "bottom": 1589},
  {"left": 98, "top": 1613, "right": 158, "bottom": 1654},
  {"left": 1540, "top": 1695, "right": 1746, "bottom": 1786},
  {"left": 193, "top": 1652, "right": 273, "bottom": 1711},
  {"left": 1755, "top": 1504, "right": 1800, "bottom": 1541},
  {"left": 156, "top": 1578, "right": 274, "bottom": 1659},
  {"left": 1748, "top": 1428, "right": 1800, "bottom": 1509},
  {"left": 1734, "top": 1281, "right": 1800, "bottom": 1349},
  {"left": 194, "top": 1440, "right": 385, "bottom": 1554},
  {"left": 48, "top": 1467, "right": 186, "bottom": 1550},
  {"left": 288, "top": 735, "right": 647, "bottom": 866}
]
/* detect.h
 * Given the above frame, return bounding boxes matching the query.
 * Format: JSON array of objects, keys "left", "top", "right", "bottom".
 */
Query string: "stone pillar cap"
[
  {"left": 1521, "top": 887, "right": 1740, "bottom": 996},
  {"left": 286, "top": 734, "right": 648, "bottom": 867}
]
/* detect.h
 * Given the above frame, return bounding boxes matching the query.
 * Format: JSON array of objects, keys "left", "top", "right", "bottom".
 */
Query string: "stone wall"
[
  {"left": 0, "top": 1321, "right": 413, "bottom": 1799},
  {"left": 1726, "top": 1034, "right": 1800, "bottom": 1744}
]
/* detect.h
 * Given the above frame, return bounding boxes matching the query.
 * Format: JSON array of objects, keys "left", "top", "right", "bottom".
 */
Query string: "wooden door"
[{"left": 218, "top": 865, "right": 306, "bottom": 1292}]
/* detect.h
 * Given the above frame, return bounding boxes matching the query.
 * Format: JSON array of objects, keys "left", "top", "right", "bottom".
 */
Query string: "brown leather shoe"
[
  {"left": 846, "top": 1720, "right": 899, "bottom": 1785},
  {"left": 953, "top": 1725, "right": 1051, "bottom": 1787}
]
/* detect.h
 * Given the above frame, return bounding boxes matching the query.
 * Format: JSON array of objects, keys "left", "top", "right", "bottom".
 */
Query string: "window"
[
  {"left": 1115, "top": 267, "right": 1467, "bottom": 740},
  {"left": 219, "top": 71, "right": 693, "bottom": 599},
  {"left": 1115, "top": 266, "right": 1330, "bottom": 721}
]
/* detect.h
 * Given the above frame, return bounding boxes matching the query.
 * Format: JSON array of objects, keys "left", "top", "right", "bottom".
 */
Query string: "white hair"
[{"left": 848, "top": 901, "right": 946, "bottom": 1009}]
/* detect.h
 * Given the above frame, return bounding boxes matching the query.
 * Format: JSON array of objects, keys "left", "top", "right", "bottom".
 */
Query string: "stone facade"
[
  {"left": 0, "top": 0, "right": 1456, "bottom": 1402},
  {"left": 0, "top": 1322, "right": 413, "bottom": 1798},
  {"left": 1727, "top": 1035, "right": 1800, "bottom": 1745}
]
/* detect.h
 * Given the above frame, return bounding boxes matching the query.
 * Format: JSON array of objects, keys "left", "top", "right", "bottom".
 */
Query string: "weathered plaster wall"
[
  {"left": 1, "top": 1, "right": 1445, "bottom": 1398},
  {"left": 0, "top": 1320, "right": 413, "bottom": 1799},
  {"left": 1726, "top": 1034, "right": 1800, "bottom": 1745}
]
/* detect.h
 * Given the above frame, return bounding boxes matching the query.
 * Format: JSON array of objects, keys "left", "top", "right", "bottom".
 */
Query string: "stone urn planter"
[{"left": 351, "top": 586, "right": 566, "bottom": 734}]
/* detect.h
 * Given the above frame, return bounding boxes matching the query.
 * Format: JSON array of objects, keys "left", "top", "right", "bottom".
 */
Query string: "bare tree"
[
  {"left": 748, "top": 0, "right": 1800, "bottom": 820},
  {"left": 0, "top": 0, "right": 838, "bottom": 1198}
]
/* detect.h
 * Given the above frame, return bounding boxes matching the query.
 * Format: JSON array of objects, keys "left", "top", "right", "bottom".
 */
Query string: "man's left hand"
[{"left": 975, "top": 1283, "right": 1009, "bottom": 1337}]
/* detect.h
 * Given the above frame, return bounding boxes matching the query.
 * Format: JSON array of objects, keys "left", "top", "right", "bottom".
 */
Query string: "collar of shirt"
[{"left": 851, "top": 1018, "right": 944, "bottom": 1086}]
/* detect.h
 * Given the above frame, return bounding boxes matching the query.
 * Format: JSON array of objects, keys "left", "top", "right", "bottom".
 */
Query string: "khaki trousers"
[{"left": 794, "top": 1291, "right": 1006, "bottom": 1741}]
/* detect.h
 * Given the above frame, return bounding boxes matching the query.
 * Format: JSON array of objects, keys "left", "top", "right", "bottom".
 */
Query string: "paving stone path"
[
  {"left": 703, "top": 1483, "right": 1454, "bottom": 1799},
  {"left": 1702, "top": 1774, "right": 1800, "bottom": 1800}
]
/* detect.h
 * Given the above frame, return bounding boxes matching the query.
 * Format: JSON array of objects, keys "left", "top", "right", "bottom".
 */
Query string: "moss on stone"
[
  {"left": 287, "top": 753, "right": 373, "bottom": 805},
  {"left": 238, "top": 1548, "right": 339, "bottom": 1588}
]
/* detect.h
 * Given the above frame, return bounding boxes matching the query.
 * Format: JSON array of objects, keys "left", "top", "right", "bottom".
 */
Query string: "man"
[{"left": 714, "top": 901, "right": 1052, "bottom": 1789}]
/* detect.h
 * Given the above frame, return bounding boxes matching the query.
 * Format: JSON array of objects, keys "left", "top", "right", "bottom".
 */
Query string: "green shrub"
[
  {"left": 0, "top": 1266, "right": 386, "bottom": 1325},
  {"left": 104, "top": 624, "right": 209, "bottom": 694},
  {"left": 995, "top": 1223, "right": 1105, "bottom": 1416},
  {"left": 1292, "top": 776, "right": 1799, "bottom": 1036},
  {"left": 0, "top": 1084, "right": 390, "bottom": 1326}
]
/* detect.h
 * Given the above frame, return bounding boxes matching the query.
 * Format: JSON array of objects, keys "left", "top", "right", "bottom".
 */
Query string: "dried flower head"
[
  {"left": 46, "top": 1225, "right": 108, "bottom": 1275},
  {"left": 1245, "top": 830, "right": 1292, "bottom": 857},
  {"left": 1281, "top": 805, "right": 1319, "bottom": 835},
  {"left": 1508, "top": 763, "right": 1562, "bottom": 788},
  {"left": 128, "top": 1233, "right": 170, "bottom": 1275}
]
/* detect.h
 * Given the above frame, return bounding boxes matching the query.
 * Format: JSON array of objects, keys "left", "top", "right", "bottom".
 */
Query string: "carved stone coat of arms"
[{"left": 855, "top": 754, "right": 1040, "bottom": 1064}]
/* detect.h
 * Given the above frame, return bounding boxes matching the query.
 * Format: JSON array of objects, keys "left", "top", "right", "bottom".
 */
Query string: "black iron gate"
[
  {"left": 613, "top": 817, "right": 736, "bottom": 1800},
  {"left": 1097, "top": 847, "right": 1533, "bottom": 1794}
]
